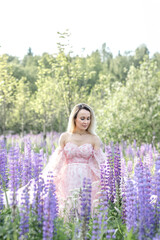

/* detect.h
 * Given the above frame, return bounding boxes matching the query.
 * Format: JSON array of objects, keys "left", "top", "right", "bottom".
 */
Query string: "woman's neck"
[{"left": 74, "top": 129, "right": 88, "bottom": 135}]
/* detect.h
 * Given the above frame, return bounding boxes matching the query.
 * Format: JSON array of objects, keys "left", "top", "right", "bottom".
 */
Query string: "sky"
[{"left": 0, "top": 0, "right": 160, "bottom": 59}]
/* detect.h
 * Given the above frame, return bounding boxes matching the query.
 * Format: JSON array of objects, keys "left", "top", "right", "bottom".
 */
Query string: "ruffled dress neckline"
[{"left": 64, "top": 142, "right": 93, "bottom": 149}]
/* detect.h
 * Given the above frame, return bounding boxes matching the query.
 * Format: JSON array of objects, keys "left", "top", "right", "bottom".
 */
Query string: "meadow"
[{"left": 0, "top": 132, "right": 160, "bottom": 240}]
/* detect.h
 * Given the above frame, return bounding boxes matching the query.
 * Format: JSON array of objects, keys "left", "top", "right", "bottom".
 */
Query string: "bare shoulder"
[
  {"left": 59, "top": 132, "right": 69, "bottom": 147},
  {"left": 92, "top": 135, "right": 101, "bottom": 150}
]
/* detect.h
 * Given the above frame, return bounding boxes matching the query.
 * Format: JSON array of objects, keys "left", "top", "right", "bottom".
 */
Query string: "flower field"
[{"left": 0, "top": 132, "right": 160, "bottom": 240}]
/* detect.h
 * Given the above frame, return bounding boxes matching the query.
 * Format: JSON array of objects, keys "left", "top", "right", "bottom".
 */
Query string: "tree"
[
  {"left": 27, "top": 47, "right": 33, "bottom": 56},
  {"left": 51, "top": 31, "right": 88, "bottom": 121},
  {"left": 0, "top": 55, "right": 17, "bottom": 137},
  {"left": 85, "top": 50, "right": 102, "bottom": 92},
  {"left": 96, "top": 56, "right": 160, "bottom": 144},
  {"left": 109, "top": 53, "right": 134, "bottom": 85},
  {"left": 153, "top": 52, "right": 160, "bottom": 71},
  {"left": 101, "top": 43, "right": 113, "bottom": 68},
  {"left": 12, "top": 77, "right": 30, "bottom": 136},
  {"left": 21, "top": 54, "right": 40, "bottom": 93},
  {"left": 134, "top": 44, "right": 149, "bottom": 67},
  {"left": 33, "top": 53, "right": 56, "bottom": 139}
]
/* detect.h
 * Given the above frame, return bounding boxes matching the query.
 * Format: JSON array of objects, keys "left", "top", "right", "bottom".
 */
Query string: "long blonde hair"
[{"left": 67, "top": 103, "right": 96, "bottom": 135}]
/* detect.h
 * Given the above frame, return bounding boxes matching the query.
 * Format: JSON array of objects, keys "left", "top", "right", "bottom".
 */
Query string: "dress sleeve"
[
  {"left": 3, "top": 147, "right": 66, "bottom": 207},
  {"left": 89, "top": 148, "right": 106, "bottom": 179},
  {"left": 41, "top": 146, "right": 66, "bottom": 179},
  {"left": 93, "top": 148, "right": 106, "bottom": 164}
]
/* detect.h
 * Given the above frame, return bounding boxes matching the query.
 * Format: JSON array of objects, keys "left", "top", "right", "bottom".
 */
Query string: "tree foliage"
[
  {"left": 0, "top": 55, "right": 17, "bottom": 136},
  {"left": 0, "top": 35, "right": 160, "bottom": 144},
  {"left": 95, "top": 56, "right": 160, "bottom": 144}
]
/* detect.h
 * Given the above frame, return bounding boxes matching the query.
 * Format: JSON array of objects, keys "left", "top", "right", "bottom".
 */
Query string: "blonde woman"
[
  {"left": 46, "top": 103, "right": 106, "bottom": 210},
  {"left": 3, "top": 103, "right": 106, "bottom": 211}
]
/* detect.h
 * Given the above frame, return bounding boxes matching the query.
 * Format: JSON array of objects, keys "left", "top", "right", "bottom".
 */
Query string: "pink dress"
[{"left": 43, "top": 142, "right": 106, "bottom": 210}]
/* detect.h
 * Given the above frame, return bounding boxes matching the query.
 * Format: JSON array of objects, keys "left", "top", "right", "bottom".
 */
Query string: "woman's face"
[{"left": 75, "top": 109, "right": 91, "bottom": 131}]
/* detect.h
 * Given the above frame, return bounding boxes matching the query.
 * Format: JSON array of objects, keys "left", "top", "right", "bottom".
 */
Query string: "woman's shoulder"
[
  {"left": 60, "top": 132, "right": 69, "bottom": 139},
  {"left": 91, "top": 134, "right": 101, "bottom": 150},
  {"left": 59, "top": 132, "right": 70, "bottom": 147}
]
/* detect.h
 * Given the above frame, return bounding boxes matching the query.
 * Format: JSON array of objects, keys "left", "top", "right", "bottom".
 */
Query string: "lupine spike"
[
  {"left": 105, "top": 145, "right": 115, "bottom": 202},
  {"left": 43, "top": 172, "right": 58, "bottom": 240},
  {"left": 80, "top": 178, "right": 92, "bottom": 240},
  {"left": 23, "top": 139, "right": 32, "bottom": 185},
  {"left": 125, "top": 177, "right": 137, "bottom": 232},
  {"left": 19, "top": 183, "right": 30, "bottom": 239},
  {"left": 8, "top": 146, "right": 20, "bottom": 220},
  {"left": 155, "top": 155, "right": 160, "bottom": 226},
  {"left": 0, "top": 140, "right": 8, "bottom": 189},
  {"left": 114, "top": 143, "right": 121, "bottom": 207}
]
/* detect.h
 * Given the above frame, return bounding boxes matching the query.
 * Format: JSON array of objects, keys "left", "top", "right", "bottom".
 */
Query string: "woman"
[
  {"left": 43, "top": 103, "right": 106, "bottom": 211},
  {"left": 3, "top": 103, "right": 106, "bottom": 212}
]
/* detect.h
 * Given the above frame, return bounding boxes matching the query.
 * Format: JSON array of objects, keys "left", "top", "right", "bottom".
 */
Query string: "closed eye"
[{"left": 81, "top": 117, "right": 90, "bottom": 120}]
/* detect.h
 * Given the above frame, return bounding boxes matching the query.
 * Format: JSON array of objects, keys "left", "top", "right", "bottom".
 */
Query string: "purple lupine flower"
[
  {"left": 43, "top": 172, "right": 58, "bottom": 240},
  {"left": 0, "top": 140, "right": 8, "bottom": 189},
  {"left": 127, "top": 144, "right": 134, "bottom": 160},
  {"left": 121, "top": 157, "right": 127, "bottom": 178},
  {"left": 30, "top": 151, "right": 45, "bottom": 221},
  {"left": 22, "top": 140, "right": 32, "bottom": 186},
  {"left": 105, "top": 229, "right": 116, "bottom": 239},
  {"left": 155, "top": 155, "right": 160, "bottom": 225},
  {"left": 91, "top": 208, "right": 115, "bottom": 239},
  {"left": 80, "top": 178, "right": 92, "bottom": 240},
  {"left": 149, "top": 151, "right": 154, "bottom": 169},
  {"left": 100, "top": 163, "right": 109, "bottom": 201},
  {"left": 92, "top": 212, "right": 108, "bottom": 240},
  {"left": 143, "top": 164, "right": 155, "bottom": 238},
  {"left": 119, "top": 144, "right": 123, "bottom": 159},
  {"left": 32, "top": 174, "right": 45, "bottom": 222},
  {"left": 0, "top": 140, "right": 8, "bottom": 210},
  {"left": 91, "top": 212, "right": 105, "bottom": 240},
  {"left": 91, "top": 171, "right": 109, "bottom": 240},
  {"left": 134, "top": 162, "right": 145, "bottom": 240},
  {"left": 134, "top": 161, "right": 155, "bottom": 239},
  {"left": 98, "top": 198, "right": 108, "bottom": 228},
  {"left": 153, "top": 234, "right": 160, "bottom": 240},
  {"left": 19, "top": 183, "right": 30, "bottom": 239},
  {"left": 23, "top": 140, "right": 32, "bottom": 185},
  {"left": 33, "top": 152, "right": 44, "bottom": 180},
  {"left": 140, "top": 145, "right": 146, "bottom": 157},
  {"left": 143, "top": 152, "right": 154, "bottom": 170},
  {"left": 91, "top": 215, "right": 100, "bottom": 240},
  {"left": 127, "top": 160, "right": 133, "bottom": 175},
  {"left": 105, "top": 145, "right": 115, "bottom": 202},
  {"left": 8, "top": 147, "right": 19, "bottom": 210},
  {"left": 100, "top": 166, "right": 109, "bottom": 212},
  {"left": 80, "top": 178, "right": 92, "bottom": 219},
  {"left": 114, "top": 143, "right": 121, "bottom": 206},
  {"left": 121, "top": 177, "right": 126, "bottom": 222},
  {"left": 125, "top": 178, "right": 137, "bottom": 232},
  {"left": 0, "top": 185, "right": 4, "bottom": 212},
  {"left": 17, "top": 152, "right": 24, "bottom": 188}
]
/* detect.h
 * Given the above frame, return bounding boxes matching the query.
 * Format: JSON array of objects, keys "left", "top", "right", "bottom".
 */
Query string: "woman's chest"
[{"left": 64, "top": 142, "right": 93, "bottom": 159}]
